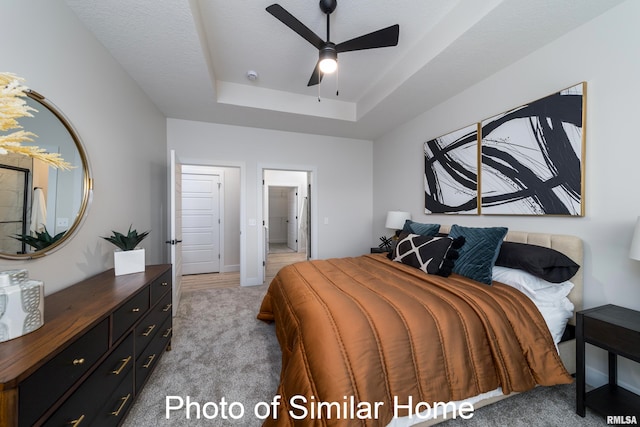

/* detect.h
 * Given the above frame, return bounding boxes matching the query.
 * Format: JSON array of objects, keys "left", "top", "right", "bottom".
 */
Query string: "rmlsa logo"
[{"left": 607, "top": 415, "right": 638, "bottom": 425}]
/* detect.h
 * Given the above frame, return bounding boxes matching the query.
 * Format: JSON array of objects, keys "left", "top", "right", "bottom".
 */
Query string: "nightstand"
[{"left": 576, "top": 304, "right": 640, "bottom": 420}]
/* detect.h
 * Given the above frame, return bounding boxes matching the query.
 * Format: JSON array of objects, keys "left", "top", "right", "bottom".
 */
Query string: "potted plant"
[
  {"left": 12, "top": 227, "right": 65, "bottom": 252},
  {"left": 101, "top": 225, "right": 150, "bottom": 276}
]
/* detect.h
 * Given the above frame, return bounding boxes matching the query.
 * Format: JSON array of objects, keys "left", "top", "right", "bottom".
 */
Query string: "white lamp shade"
[
  {"left": 385, "top": 211, "right": 411, "bottom": 230},
  {"left": 630, "top": 216, "right": 640, "bottom": 260}
]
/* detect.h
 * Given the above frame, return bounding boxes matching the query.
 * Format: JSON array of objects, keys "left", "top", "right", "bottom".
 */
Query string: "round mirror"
[{"left": 0, "top": 90, "right": 92, "bottom": 259}]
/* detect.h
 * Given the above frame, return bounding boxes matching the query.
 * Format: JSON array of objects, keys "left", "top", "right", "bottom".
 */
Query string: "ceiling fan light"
[
  {"left": 319, "top": 57, "right": 337, "bottom": 74},
  {"left": 318, "top": 45, "right": 338, "bottom": 74}
]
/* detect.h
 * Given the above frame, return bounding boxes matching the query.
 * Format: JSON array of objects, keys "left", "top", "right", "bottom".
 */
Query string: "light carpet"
[{"left": 123, "top": 285, "right": 607, "bottom": 426}]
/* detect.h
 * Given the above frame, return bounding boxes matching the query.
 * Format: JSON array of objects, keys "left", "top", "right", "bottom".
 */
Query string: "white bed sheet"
[{"left": 385, "top": 388, "right": 504, "bottom": 427}]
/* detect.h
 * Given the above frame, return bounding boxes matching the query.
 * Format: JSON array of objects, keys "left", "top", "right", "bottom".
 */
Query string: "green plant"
[
  {"left": 101, "top": 225, "right": 150, "bottom": 251},
  {"left": 12, "top": 227, "right": 65, "bottom": 250}
]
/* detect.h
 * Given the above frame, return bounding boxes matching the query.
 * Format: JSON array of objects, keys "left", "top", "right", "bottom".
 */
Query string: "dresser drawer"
[
  {"left": 157, "top": 317, "right": 172, "bottom": 361},
  {"left": 135, "top": 291, "right": 172, "bottom": 358},
  {"left": 92, "top": 370, "right": 135, "bottom": 427},
  {"left": 19, "top": 319, "right": 109, "bottom": 427},
  {"left": 135, "top": 323, "right": 171, "bottom": 393},
  {"left": 159, "top": 315, "right": 173, "bottom": 344},
  {"left": 112, "top": 287, "right": 150, "bottom": 342},
  {"left": 150, "top": 269, "right": 171, "bottom": 306},
  {"left": 41, "top": 333, "right": 134, "bottom": 427},
  {"left": 41, "top": 371, "right": 134, "bottom": 427}
]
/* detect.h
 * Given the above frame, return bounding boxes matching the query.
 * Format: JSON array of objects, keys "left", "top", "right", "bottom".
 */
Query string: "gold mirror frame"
[{"left": 0, "top": 90, "right": 93, "bottom": 260}]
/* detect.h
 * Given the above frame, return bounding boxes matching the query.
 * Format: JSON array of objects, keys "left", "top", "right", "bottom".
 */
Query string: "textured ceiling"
[{"left": 64, "top": 0, "right": 624, "bottom": 139}]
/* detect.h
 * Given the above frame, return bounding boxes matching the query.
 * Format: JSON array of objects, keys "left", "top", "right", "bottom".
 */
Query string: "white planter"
[{"left": 114, "top": 248, "right": 145, "bottom": 276}]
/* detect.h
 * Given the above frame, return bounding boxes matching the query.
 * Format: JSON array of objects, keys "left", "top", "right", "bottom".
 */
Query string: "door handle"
[{"left": 165, "top": 240, "right": 183, "bottom": 245}]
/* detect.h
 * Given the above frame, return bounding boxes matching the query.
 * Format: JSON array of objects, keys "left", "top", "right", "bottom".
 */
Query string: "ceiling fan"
[{"left": 266, "top": 0, "right": 400, "bottom": 87}]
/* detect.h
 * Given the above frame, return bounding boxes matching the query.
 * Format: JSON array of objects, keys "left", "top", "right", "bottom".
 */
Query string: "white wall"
[
  {"left": 374, "top": 0, "right": 640, "bottom": 392},
  {"left": 0, "top": 1, "right": 167, "bottom": 294},
  {"left": 167, "top": 119, "right": 373, "bottom": 285},
  {"left": 264, "top": 170, "right": 308, "bottom": 195}
]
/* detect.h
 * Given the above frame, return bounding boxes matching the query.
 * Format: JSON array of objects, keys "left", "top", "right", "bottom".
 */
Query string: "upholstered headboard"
[{"left": 439, "top": 225, "right": 584, "bottom": 324}]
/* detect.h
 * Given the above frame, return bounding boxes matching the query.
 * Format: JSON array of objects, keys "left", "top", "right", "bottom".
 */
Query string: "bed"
[{"left": 257, "top": 225, "right": 582, "bottom": 426}]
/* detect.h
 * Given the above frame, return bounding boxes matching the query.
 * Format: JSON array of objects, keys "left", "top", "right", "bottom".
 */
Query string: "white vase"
[
  {"left": 0, "top": 269, "right": 44, "bottom": 342},
  {"left": 114, "top": 248, "right": 145, "bottom": 276}
]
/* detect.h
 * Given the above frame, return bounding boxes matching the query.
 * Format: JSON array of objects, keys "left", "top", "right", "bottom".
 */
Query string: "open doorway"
[
  {"left": 267, "top": 186, "right": 301, "bottom": 254},
  {"left": 263, "top": 169, "right": 311, "bottom": 282}
]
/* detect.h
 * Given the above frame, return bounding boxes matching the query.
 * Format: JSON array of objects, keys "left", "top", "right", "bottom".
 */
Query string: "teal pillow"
[
  {"left": 402, "top": 220, "right": 440, "bottom": 236},
  {"left": 449, "top": 224, "right": 508, "bottom": 285}
]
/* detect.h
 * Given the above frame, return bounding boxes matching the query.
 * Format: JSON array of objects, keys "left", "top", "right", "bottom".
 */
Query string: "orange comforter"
[{"left": 257, "top": 253, "right": 571, "bottom": 426}]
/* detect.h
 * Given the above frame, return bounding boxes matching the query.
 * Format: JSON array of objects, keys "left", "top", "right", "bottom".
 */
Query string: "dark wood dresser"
[{"left": 0, "top": 264, "right": 173, "bottom": 427}]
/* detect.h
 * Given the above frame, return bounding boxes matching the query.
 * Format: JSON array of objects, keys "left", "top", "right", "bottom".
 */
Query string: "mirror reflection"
[{"left": 0, "top": 92, "right": 90, "bottom": 259}]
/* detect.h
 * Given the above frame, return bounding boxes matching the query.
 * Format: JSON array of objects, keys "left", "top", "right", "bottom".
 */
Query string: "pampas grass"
[{"left": 0, "top": 72, "right": 73, "bottom": 169}]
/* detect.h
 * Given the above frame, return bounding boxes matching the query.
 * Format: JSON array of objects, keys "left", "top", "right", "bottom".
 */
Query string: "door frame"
[
  {"left": 258, "top": 164, "right": 317, "bottom": 284},
  {"left": 176, "top": 157, "right": 247, "bottom": 284},
  {"left": 168, "top": 150, "right": 182, "bottom": 317}
]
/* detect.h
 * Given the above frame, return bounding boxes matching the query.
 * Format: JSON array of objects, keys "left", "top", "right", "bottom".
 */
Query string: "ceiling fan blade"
[
  {"left": 307, "top": 61, "right": 323, "bottom": 87},
  {"left": 336, "top": 24, "right": 399, "bottom": 53},
  {"left": 266, "top": 4, "right": 324, "bottom": 50}
]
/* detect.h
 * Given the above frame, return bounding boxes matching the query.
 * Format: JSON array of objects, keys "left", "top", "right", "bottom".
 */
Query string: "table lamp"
[
  {"left": 385, "top": 211, "right": 411, "bottom": 231},
  {"left": 379, "top": 211, "right": 411, "bottom": 251}
]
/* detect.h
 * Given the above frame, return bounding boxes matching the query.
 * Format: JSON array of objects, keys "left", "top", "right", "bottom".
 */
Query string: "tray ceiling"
[{"left": 65, "top": 0, "right": 624, "bottom": 139}]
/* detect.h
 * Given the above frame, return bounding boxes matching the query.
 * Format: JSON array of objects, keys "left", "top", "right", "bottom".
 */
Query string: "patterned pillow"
[
  {"left": 449, "top": 224, "right": 508, "bottom": 285},
  {"left": 390, "top": 233, "right": 456, "bottom": 276}
]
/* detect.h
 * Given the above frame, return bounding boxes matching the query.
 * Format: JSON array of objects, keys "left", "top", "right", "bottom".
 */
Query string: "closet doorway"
[
  {"left": 263, "top": 169, "right": 311, "bottom": 283},
  {"left": 267, "top": 186, "right": 300, "bottom": 253}
]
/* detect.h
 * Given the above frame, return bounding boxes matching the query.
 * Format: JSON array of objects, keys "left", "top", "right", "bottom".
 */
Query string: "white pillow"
[
  {"left": 532, "top": 298, "right": 574, "bottom": 344},
  {"left": 492, "top": 266, "right": 574, "bottom": 345},
  {"left": 492, "top": 266, "right": 573, "bottom": 302}
]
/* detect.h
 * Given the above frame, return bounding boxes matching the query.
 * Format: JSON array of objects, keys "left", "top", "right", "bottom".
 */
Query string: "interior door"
[
  {"left": 286, "top": 187, "right": 298, "bottom": 252},
  {"left": 168, "top": 150, "right": 182, "bottom": 317},
  {"left": 306, "top": 181, "right": 311, "bottom": 259},
  {"left": 181, "top": 172, "right": 221, "bottom": 274}
]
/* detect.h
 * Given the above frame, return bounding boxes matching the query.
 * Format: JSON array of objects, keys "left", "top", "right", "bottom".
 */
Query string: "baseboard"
[
  {"left": 222, "top": 264, "right": 240, "bottom": 273},
  {"left": 587, "top": 366, "right": 640, "bottom": 395},
  {"left": 241, "top": 277, "right": 263, "bottom": 287}
]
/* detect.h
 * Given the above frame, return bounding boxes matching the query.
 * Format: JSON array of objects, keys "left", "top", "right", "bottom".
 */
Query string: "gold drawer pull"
[
  {"left": 142, "top": 354, "right": 156, "bottom": 369},
  {"left": 161, "top": 281, "right": 169, "bottom": 287},
  {"left": 111, "top": 393, "right": 131, "bottom": 417},
  {"left": 69, "top": 414, "right": 85, "bottom": 426},
  {"left": 162, "top": 303, "right": 172, "bottom": 312},
  {"left": 142, "top": 324, "right": 156, "bottom": 337},
  {"left": 72, "top": 358, "right": 85, "bottom": 366},
  {"left": 111, "top": 355, "right": 132, "bottom": 375},
  {"left": 162, "top": 327, "right": 173, "bottom": 338},
  {"left": 131, "top": 307, "right": 140, "bottom": 312}
]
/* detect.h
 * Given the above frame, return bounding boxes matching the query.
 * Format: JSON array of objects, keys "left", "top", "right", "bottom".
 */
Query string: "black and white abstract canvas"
[
  {"left": 480, "top": 83, "right": 585, "bottom": 215},
  {"left": 424, "top": 124, "right": 479, "bottom": 214}
]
